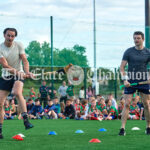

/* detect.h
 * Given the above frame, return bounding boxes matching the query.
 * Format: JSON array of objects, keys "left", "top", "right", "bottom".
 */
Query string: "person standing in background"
[{"left": 58, "top": 81, "right": 68, "bottom": 104}]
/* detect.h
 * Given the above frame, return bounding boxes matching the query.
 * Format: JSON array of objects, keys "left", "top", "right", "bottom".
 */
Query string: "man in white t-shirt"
[
  {"left": 0, "top": 28, "right": 34, "bottom": 139},
  {"left": 58, "top": 81, "right": 68, "bottom": 104}
]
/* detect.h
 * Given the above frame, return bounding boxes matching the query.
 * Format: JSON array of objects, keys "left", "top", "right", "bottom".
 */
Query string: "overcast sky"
[{"left": 0, "top": 0, "right": 145, "bottom": 69}]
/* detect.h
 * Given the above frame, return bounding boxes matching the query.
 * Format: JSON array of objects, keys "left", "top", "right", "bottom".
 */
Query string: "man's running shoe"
[
  {"left": 119, "top": 128, "right": 126, "bottom": 136},
  {"left": 24, "top": 121, "right": 34, "bottom": 130},
  {"left": 145, "top": 127, "right": 150, "bottom": 135}
]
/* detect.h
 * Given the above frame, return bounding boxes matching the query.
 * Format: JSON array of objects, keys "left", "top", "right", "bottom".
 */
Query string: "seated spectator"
[
  {"left": 129, "top": 98, "right": 140, "bottom": 120},
  {"left": 97, "top": 97, "right": 108, "bottom": 116},
  {"left": 74, "top": 99, "right": 81, "bottom": 118},
  {"left": 44, "top": 100, "right": 57, "bottom": 119},
  {"left": 27, "top": 99, "right": 35, "bottom": 114},
  {"left": 60, "top": 99, "right": 75, "bottom": 119},
  {"left": 88, "top": 96, "right": 95, "bottom": 104},
  {"left": 10, "top": 99, "right": 17, "bottom": 117},
  {"left": 78, "top": 99, "right": 89, "bottom": 120},
  {"left": 4, "top": 100, "right": 14, "bottom": 120},
  {"left": 28, "top": 99, "right": 44, "bottom": 119},
  {"left": 136, "top": 96, "right": 145, "bottom": 120},
  {"left": 87, "top": 99, "right": 102, "bottom": 120},
  {"left": 105, "top": 99, "right": 118, "bottom": 120},
  {"left": 118, "top": 97, "right": 125, "bottom": 119},
  {"left": 53, "top": 97, "right": 61, "bottom": 118},
  {"left": 96, "top": 97, "right": 101, "bottom": 106}
]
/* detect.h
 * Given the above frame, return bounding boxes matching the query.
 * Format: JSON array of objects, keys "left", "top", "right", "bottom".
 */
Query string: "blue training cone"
[
  {"left": 48, "top": 131, "right": 57, "bottom": 135},
  {"left": 75, "top": 130, "right": 84, "bottom": 133},
  {"left": 98, "top": 128, "right": 107, "bottom": 132}
]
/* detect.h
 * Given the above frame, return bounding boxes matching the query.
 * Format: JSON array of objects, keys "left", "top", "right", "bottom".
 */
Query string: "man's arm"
[
  {"left": 0, "top": 57, "right": 24, "bottom": 76},
  {"left": 20, "top": 54, "right": 29, "bottom": 74},
  {"left": 120, "top": 60, "right": 130, "bottom": 87},
  {"left": 120, "top": 60, "right": 127, "bottom": 76}
]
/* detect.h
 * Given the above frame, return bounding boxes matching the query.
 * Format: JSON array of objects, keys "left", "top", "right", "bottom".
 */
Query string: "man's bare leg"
[
  {"left": 121, "top": 94, "right": 133, "bottom": 128},
  {"left": 119, "top": 94, "right": 132, "bottom": 136},
  {"left": 12, "top": 81, "right": 33, "bottom": 129},
  {"left": 0, "top": 90, "right": 9, "bottom": 138}
]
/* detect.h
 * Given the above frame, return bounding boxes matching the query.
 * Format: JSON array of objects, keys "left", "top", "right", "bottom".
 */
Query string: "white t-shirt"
[
  {"left": 79, "top": 89, "right": 84, "bottom": 99},
  {"left": 0, "top": 41, "right": 25, "bottom": 77},
  {"left": 112, "top": 98, "right": 117, "bottom": 109}
]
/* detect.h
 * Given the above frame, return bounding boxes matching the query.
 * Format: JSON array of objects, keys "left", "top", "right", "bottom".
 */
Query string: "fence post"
[
  {"left": 114, "top": 68, "right": 117, "bottom": 100},
  {"left": 84, "top": 67, "right": 87, "bottom": 99}
]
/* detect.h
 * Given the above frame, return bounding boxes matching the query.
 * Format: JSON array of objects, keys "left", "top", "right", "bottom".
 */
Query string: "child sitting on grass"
[
  {"left": 4, "top": 100, "right": 14, "bottom": 120},
  {"left": 53, "top": 97, "right": 61, "bottom": 118},
  {"left": 87, "top": 99, "right": 102, "bottom": 120},
  {"left": 78, "top": 99, "right": 89, "bottom": 120},
  {"left": 27, "top": 98, "right": 35, "bottom": 114},
  {"left": 97, "top": 97, "right": 108, "bottom": 118},
  {"left": 28, "top": 99, "right": 44, "bottom": 119},
  {"left": 60, "top": 99, "right": 75, "bottom": 119},
  {"left": 74, "top": 99, "right": 81, "bottom": 118},
  {"left": 129, "top": 98, "right": 140, "bottom": 120},
  {"left": 10, "top": 99, "right": 17, "bottom": 117},
  {"left": 105, "top": 99, "right": 118, "bottom": 120},
  {"left": 44, "top": 100, "right": 58, "bottom": 119}
]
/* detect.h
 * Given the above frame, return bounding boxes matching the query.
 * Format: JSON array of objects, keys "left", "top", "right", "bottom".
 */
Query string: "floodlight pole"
[
  {"left": 50, "top": 16, "right": 54, "bottom": 97},
  {"left": 145, "top": 0, "right": 150, "bottom": 48},
  {"left": 93, "top": 0, "right": 97, "bottom": 95}
]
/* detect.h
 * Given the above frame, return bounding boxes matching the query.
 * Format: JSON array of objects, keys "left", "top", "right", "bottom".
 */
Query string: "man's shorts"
[
  {"left": 60, "top": 96, "right": 67, "bottom": 103},
  {"left": 0, "top": 76, "right": 24, "bottom": 92},
  {"left": 124, "top": 80, "right": 150, "bottom": 94}
]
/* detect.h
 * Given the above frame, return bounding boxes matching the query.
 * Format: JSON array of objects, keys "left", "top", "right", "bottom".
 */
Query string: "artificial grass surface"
[{"left": 0, "top": 119, "right": 150, "bottom": 150}]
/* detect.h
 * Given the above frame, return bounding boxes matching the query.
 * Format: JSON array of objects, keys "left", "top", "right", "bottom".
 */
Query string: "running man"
[
  {"left": 119, "top": 31, "right": 150, "bottom": 135},
  {"left": 0, "top": 28, "right": 34, "bottom": 139}
]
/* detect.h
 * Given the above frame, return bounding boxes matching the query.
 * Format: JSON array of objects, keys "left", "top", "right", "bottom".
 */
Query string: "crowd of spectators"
[{"left": 4, "top": 81, "right": 145, "bottom": 121}]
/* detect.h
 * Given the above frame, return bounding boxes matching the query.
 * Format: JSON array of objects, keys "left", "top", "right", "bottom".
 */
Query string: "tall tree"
[{"left": 25, "top": 41, "right": 89, "bottom": 67}]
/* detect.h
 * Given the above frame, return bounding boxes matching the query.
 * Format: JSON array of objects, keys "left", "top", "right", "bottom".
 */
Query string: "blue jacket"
[
  {"left": 44, "top": 104, "right": 56, "bottom": 111},
  {"left": 29, "top": 105, "right": 43, "bottom": 114}
]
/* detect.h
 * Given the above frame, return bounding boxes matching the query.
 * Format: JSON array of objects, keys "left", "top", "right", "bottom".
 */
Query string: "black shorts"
[
  {"left": 60, "top": 96, "right": 67, "bottom": 103},
  {"left": 0, "top": 76, "right": 24, "bottom": 92},
  {"left": 124, "top": 80, "right": 150, "bottom": 94}
]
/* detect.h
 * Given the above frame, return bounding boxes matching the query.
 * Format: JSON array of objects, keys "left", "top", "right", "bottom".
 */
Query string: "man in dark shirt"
[
  {"left": 39, "top": 81, "right": 48, "bottom": 108},
  {"left": 119, "top": 31, "right": 150, "bottom": 136}
]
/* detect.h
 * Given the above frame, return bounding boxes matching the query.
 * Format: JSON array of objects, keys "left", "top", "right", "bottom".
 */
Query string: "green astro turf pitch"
[{"left": 0, "top": 120, "right": 150, "bottom": 150}]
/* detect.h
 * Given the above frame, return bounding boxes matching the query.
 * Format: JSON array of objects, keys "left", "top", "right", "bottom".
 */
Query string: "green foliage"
[{"left": 25, "top": 41, "right": 89, "bottom": 67}]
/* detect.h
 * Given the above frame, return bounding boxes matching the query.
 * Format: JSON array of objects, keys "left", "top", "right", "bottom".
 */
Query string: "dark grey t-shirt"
[{"left": 122, "top": 46, "right": 150, "bottom": 80}]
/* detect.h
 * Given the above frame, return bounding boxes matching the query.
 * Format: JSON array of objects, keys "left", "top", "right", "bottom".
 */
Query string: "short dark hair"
[
  {"left": 35, "top": 98, "right": 40, "bottom": 102},
  {"left": 3, "top": 28, "right": 18, "bottom": 36},
  {"left": 52, "top": 97, "right": 58, "bottom": 100},
  {"left": 48, "top": 100, "right": 53, "bottom": 102},
  {"left": 28, "top": 98, "right": 32, "bottom": 102},
  {"left": 66, "top": 99, "right": 71, "bottom": 102},
  {"left": 133, "top": 31, "right": 144, "bottom": 39}
]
